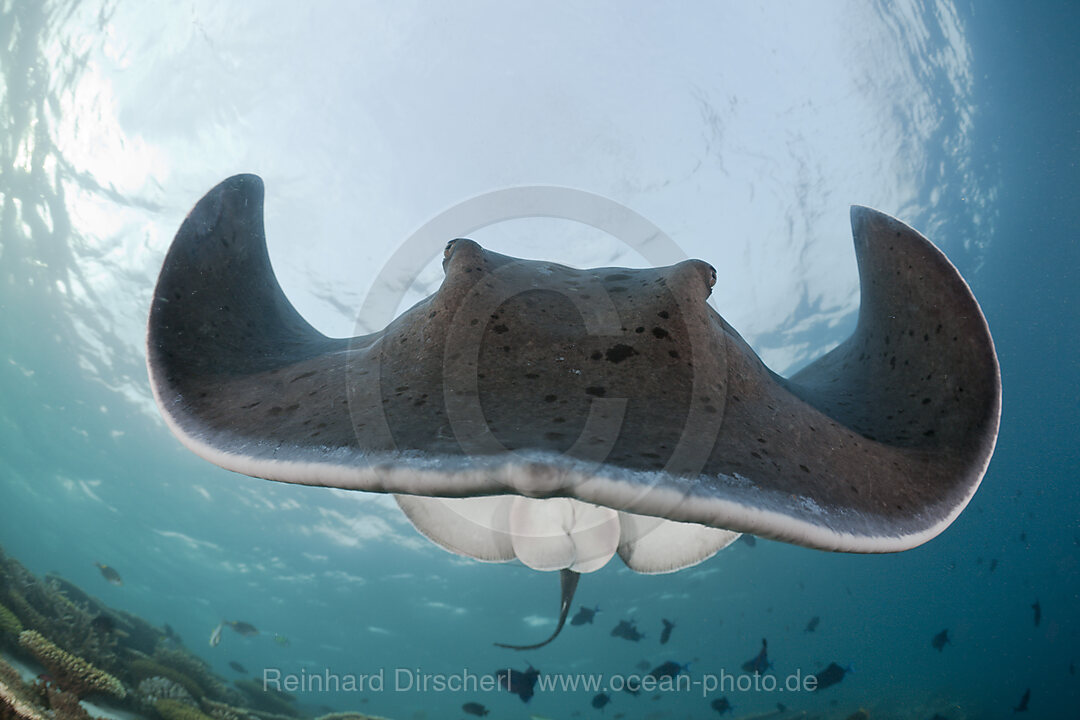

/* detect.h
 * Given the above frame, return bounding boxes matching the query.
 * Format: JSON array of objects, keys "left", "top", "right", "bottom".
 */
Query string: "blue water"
[{"left": 1, "top": 2, "right": 1078, "bottom": 719}]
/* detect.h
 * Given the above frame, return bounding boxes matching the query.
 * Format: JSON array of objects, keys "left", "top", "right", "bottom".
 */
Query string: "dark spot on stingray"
[
  {"left": 428, "top": 311, "right": 437, "bottom": 319},
  {"left": 552, "top": 416, "right": 566, "bottom": 423},
  {"left": 525, "top": 373, "right": 539, "bottom": 379},
  {"left": 652, "top": 327, "right": 669, "bottom": 339},
  {"left": 923, "top": 429, "right": 935, "bottom": 437},
  {"left": 545, "top": 432, "right": 564, "bottom": 442},
  {"left": 605, "top": 273, "right": 631, "bottom": 281},
  {"left": 751, "top": 451, "right": 762, "bottom": 459},
  {"left": 640, "top": 452, "right": 660, "bottom": 459},
  {"left": 290, "top": 371, "right": 316, "bottom": 383},
  {"left": 668, "top": 350, "right": 680, "bottom": 359},
  {"left": 609, "top": 286, "right": 627, "bottom": 293},
  {"left": 635, "top": 326, "right": 645, "bottom": 333},
  {"left": 922, "top": 397, "right": 932, "bottom": 404},
  {"left": 493, "top": 324, "right": 509, "bottom": 334},
  {"left": 591, "top": 351, "right": 603, "bottom": 360},
  {"left": 469, "top": 318, "right": 479, "bottom": 326},
  {"left": 585, "top": 386, "right": 606, "bottom": 397},
  {"left": 605, "top": 344, "right": 639, "bottom": 364},
  {"left": 800, "top": 464, "right": 810, "bottom": 473},
  {"left": 502, "top": 346, "right": 510, "bottom": 352},
  {"left": 543, "top": 394, "right": 557, "bottom": 402},
  {"left": 658, "top": 310, "right": 670, "bottom": 319}
]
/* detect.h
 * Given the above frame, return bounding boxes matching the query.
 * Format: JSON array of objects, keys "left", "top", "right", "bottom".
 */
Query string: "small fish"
[
  {"left": 229, "top": 661, "right": 247, "bottom": 674},
  {"left": 1013, "top": 687, "right": 1030, "bottom": 712},
  {"left": 228, "top": 620, "right": 259, "bottom": 636},
  {"left": 741, "top": 638, "right": 770, "bottom": 675},
  {"left": 1031, "top": 600, "right": 1041, "bottom": 627},
  {"left": 497, "top": 665, "right": 540, "bottom": 703},
  {"left": 95, "top": 563, "right": 123, "bottom": 586},
  {"left": 90, "top": 614, "right": 115, "bottom": 634},
  {"left": 931, "top": 629, "right": 950, "bottom": 652},
  {"left": 660, "top": 619, "right": 675, "bottom": 644},
  {"left": 273, "top": 633, "right": 290, "bottom": 647},
  {"left": 571, "top": 605, "right": 600, "bottom": 626},
  {"left": 648, "top": 661, "right": 688, "bottom": 680},
  {"left": 591, "top": 693, "right": 611, "bottom": 710},
  {"left": 610, "top": 619, "right": 644, "bottom": 642},
  {"left": 710, "top": 696, "right": 733, "bottom": 714},
  {"left": 811, "top": 662, "right": 851, "bottom": 691},
  {"left": 740, "top": 534, "right": 757, "bottom": 548},
  {"left": 461, "top": 702, "right": 489, "bottom": 717},
  {"left": 209, "top": 621, "right": 224, "bottom": 647},
  {"left": 805, "top": 616, "right": 820, "bottom": 633}
]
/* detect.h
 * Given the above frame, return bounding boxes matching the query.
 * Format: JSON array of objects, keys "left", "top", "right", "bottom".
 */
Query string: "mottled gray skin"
[{"left": 147, "top": 174, "right": 1000, "bottom": 550}]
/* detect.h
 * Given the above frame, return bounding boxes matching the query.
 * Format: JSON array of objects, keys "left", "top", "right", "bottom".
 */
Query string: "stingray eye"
[
  {"left": 444, "top": 239, "right": 460, "bottom": 260},
  {"left": 707, "top": 264, "right": 717, "bottom": 288}
]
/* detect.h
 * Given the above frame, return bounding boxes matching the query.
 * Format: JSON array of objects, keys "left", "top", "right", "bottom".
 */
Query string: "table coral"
[{"left": 17, "top": 631, "right": 125, "bottom": 699}]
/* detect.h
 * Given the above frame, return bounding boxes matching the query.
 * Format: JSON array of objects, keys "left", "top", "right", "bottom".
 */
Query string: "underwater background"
[{"left": 1, "top": 2, "right": 1077, "bottom": 719}]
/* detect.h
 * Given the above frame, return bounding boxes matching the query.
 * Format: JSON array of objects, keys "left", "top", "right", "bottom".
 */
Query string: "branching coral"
[
  {"left": 44, "top": 686, "right": 92, "bottom": 720},
  {"left": 0, "top": 603, "right": 22, "bottom": 636},
  {"left": 17, "top": 630, "right": 126, "bottom": 699},
  {"left": 0, "top": 658, "right": 44, "bottom": 720},
  {"left": 138, "top": 676, "right": 194, "bottom": 706},
  {"left": 155, "top": 698, "right": 215, "bottom": 720},
  {"left": 152, "top": 649, "right": 232, "bottom": 703},
  {"left": 130, "top": 659, "right": 205, "bottom": 701}
]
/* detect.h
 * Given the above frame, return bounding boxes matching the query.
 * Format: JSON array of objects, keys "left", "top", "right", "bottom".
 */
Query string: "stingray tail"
[{"left": 495, "top": 569, "right": 581, "bottom": 650}]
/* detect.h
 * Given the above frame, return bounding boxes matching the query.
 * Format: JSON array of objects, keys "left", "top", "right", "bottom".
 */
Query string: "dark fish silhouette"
[
  {"left": 811, "top": 662, "right": 850, "bottom": 691},
  {"left": 461, "top": 702, "right": 489, "bottom": 716},
  {"left": 1013, "top": 687, "right": 1030, "bottom": 712},
  {"left": 611, "top": 619, "right": 644, "bottom": 642},
  {"left": 648, "top": 661, "right": 688, "bottom": 680},
  {"left": 990, "top": 558, "right": 999, "bottom": 572},
  {"left": 571, "top": 605, "right": 600, "bottom": 626},
  {"left": 660, "top": 619, "right": 675, "bottom": 644},
  {"left": 228, "top": 621, "right": 259, "bottom": 637},
  {"left": 805, "top": 616, "right": 820, "bottom": 633},
  {"left": 710, "top": 696, "right": 733, "bottom": 714},
  {"left": 229, "top": 661, "right": 247, "bottom": 674},
  {"left": 1069, "top": 661, "right": 1075, "bottom": 676},
  {"left": 740, "top": 535, "right": 757, "bottom": 548},
  {"left": 931, "top": 629, "right": 950, "bottom": 652},
  {"left": 591, "top": 693, "right": 611, "bottom": 710},
  {"left": 496, "top": 665, "right": 540, "bottom": 703},
  {"left": 1031, "top": 600, "right": 1041, "bottom": 627},
  {"left": 94, "top": 563, "right": 122, "bottom": 586},
  {"left": 89, "top": 614, "right": 115, "bottom": 634},
  {"left": 741, "top": 638, "right": 770, "bottom": 674}
]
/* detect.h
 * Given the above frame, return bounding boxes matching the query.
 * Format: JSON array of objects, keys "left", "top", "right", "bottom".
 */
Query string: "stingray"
[{"left": 147, "top": 174, "right": 1000, "bottom": 649}]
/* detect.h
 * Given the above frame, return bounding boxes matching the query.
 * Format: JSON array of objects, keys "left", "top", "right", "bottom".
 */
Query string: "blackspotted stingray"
[{"left": 147, "top": 175, "right": 1000, "bottom": 649}]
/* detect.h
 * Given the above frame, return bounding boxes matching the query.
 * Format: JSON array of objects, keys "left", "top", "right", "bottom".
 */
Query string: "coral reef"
[
  {"left": 138, "top": 676, "right": 194, "bottom": 706},
  {"left": 155, "top": 699, "right": 215, "bottom": 720},
  {"left": 17, "top": 630, "right": 126, "bottom": 699},
  {"left": 0, "top": 656, "right": 44, "bottom": 720},
  {"left": 130, "top": 659, "right": 205, "bottom": 702},
  {"left": 0, "top": 605, "right": 21, "bottom": 637},
  {"left": 152, "top": 648, "right": 234, "bottom": 704},
  {"left": 232, "top": 679, "right": 299, "bottom": 718},
  {"left": 200, "top": 698, "right": 256, "bottom": 720},
  {"left": 44, "top": 686, "right": 93, "bottom": 720}
]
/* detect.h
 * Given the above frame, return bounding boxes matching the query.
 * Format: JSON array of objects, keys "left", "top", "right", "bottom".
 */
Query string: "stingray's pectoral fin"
[{"left": 494, "top": 569, "right": 581, "bottom": 650}]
